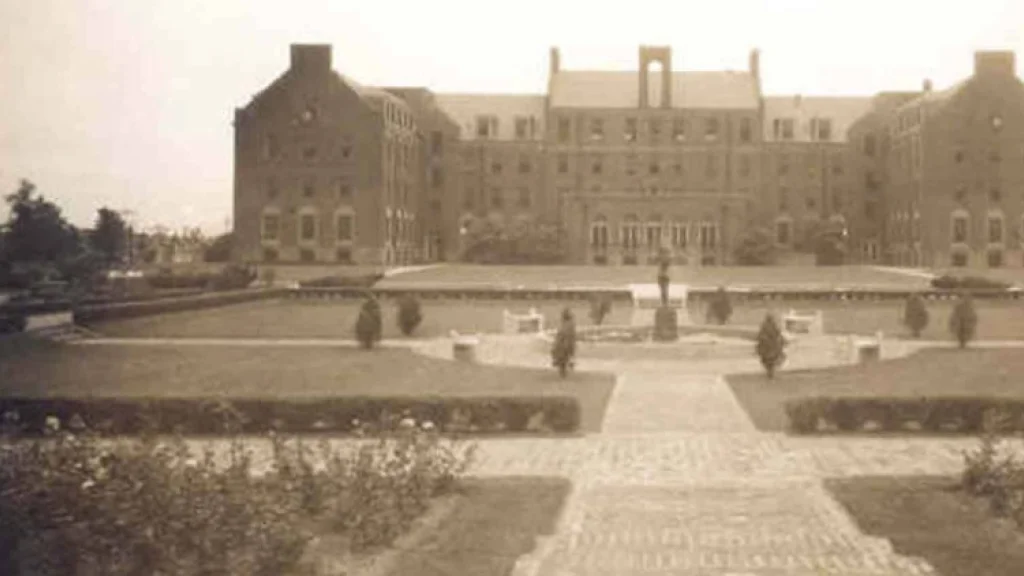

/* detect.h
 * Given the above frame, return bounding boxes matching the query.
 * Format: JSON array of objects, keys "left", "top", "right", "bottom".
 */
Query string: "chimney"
[
  {"left": 749, "top": 48, "right": 761, "bottom": 81},
  {"left": 549, "top": 46, "right": 561, "bottom": 76},
  {"left": 794, "top": 94, "right": 802, "bottom": 107},
  {"left": 290, "top": 44, "right": 332, "bottom": 72},
  {"left": 974, "top": 51, "right": 1016, "bottom": 77},
  {"left": 923, "top": 78, "right": 932, "bottom": 92}
]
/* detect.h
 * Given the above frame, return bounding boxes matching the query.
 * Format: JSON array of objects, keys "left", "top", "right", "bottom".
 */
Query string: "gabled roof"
[
  {"left": 762, "top": 95, "right": 873, "bottom": 143},
  {"left": 548, "top": 70, "right": 759, "bottom": 109},
  {"left": 895, "top": 79, "right": 969, "bottom": 113},
  {"left": 435, "top": 94, "right": 546, "bottom": 141}
]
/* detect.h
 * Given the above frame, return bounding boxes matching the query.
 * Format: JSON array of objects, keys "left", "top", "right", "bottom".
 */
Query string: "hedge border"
[
  {"left": 0, "top": 395, "right": 581, "bottom": 436},
  {"left": 785, "top": 396, "right": 1024, "bottom": 434},
  {"left": 73, "top": 287, "right": 287, "bottom": 324}
]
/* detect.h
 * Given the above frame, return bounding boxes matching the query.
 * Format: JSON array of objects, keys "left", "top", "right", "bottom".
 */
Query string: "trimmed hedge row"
[
  {"left": 786, "top": 397, "right": 1024, "bottom": 434},
  {"left": 0, "top": 395, "right": 581, "bottom": 436},
  {"left": 298, "top": 273, "right": 383, "bottom": 288},
  {"left": 931, "top": 274, "right": 1012, "bottom": 291},
  {"left": 74, "top": 287, "right": 285, "bottom": 323}
]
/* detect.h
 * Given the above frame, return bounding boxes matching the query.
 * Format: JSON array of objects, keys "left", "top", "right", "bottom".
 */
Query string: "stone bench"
[
  {"left": 450, "top": 330, "right": 480, "bottom": 363},
  {"left": 502, "top": 308, "right": 545, "bottom": 334},
  {"left": 781, "top": 309, "right": 824, "bottom": 336}
]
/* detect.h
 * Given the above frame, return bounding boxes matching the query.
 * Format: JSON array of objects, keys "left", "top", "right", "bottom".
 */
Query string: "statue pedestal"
[
  {"left": 629, "top": 284, "right": 690, "bottom": 327},
  {"left": 653, "top": 307, "right": 679, "bottom": 342}
]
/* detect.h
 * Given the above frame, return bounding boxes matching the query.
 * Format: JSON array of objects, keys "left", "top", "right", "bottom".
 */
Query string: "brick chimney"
[
  {"left": 923, "top": 78, "right": 932, "bottom": 92},
  {"left": 749, "top": 48, "right": 761, "bottom": 81},
  {"left": 290, "top": 44, "right": 332, "bottom": 72},
  {"left": 974, "top": 51, "right": 1015, "bottom": 77},
  {"left": 550, "top": 46, "right": 561, "bottom": 76}
]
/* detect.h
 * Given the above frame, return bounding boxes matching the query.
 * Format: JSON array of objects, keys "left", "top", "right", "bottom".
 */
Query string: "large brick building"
[{"left": 234, "top": 44, "right": 1024, "bottom": 268}]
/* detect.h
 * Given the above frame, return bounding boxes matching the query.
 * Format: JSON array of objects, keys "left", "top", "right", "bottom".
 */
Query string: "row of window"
[
  {"left": 950, "top": 212, "right": 1021, "bottom": 245},
  {"left": 463, "top": 187, "right": 532, "bottom": 210},
  {"left": 266, "top": 179, "right": 354, "bottom": 200},
  {"left": 589, "top": 218, "right": 719, "bottom": 251},
  {"left": 769, "top": 117, "right": 833, "bottom": 142},
  {"left": 260, "top": 135, "right": 354, "bottom": 162},
  {"left": 552, "top": 154, "right": 754, "bottom": 178},
  {"left": 555, "top": 116, "right": 754, "bottom": 145},
  {"left": 261, "top": 210, "right": 355, "bottom": 244},
  {"left": 475, "top": 115, "right": 540, "bottom": 140}
]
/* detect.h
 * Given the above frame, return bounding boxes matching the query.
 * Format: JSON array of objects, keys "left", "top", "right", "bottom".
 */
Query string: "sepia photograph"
[{"left": 2, "top": 0, "right": 1024, "bottom": 574}]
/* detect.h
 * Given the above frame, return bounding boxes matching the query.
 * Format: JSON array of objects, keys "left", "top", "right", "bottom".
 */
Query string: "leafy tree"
[
  {"left": 461, "top": 214, "right": 564, "bottom": 264},
  {"left": 706, "top": 286, "right": 733, "bottom": 325},
  {"left": 756, "top": 313, "right": 787, "bottom": 380},
  {"left": 733, "top": 227, "right": 777, "bottom": 266},
  {"left": 803, "top": 219, "right": 848, "bottom": 266},
  {"left": 949, "top": 293, "right": 978, "bottom": 349},
  {"left": 91, "top": 207, "right": 128, "bottom": 266},
  {"left": 1, "top": 179, "right": 78, "bottom": 264},
  {"left": 396, "top": 295, "right": 423, "bottom": 336},
  {"left": 204, "top": 232, "right": 234, "bottom": 262},
  {"left": 589, "top": 295, "right": 612, "bottom": 325},
  {"left": 355, "top": 295, "right": 383, "bottom": 349},
  {"left": 902, "top": 293, "right": 930, "bottom": 338}
]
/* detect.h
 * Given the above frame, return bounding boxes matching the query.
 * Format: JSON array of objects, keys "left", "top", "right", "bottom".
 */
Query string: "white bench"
[
  {"left": 781, "top": 309, "right": 824, "bottom": 336},
  {"left": 502, "top": 308, "right": 544, "bottom": 334},
  {"left": 450, "top": 330, "right": 481, "bottom": 362}
]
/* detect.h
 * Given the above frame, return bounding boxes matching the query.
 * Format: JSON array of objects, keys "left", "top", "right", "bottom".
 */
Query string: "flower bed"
[
  {"left": 0, "top": 420, "right": 475, "bottom": 575},
  {"left": 0, "top": 395, "right": 581, "bottom": 436},
  {"left": 785, "top": 397, "right": 1024, "bottom": 434}
]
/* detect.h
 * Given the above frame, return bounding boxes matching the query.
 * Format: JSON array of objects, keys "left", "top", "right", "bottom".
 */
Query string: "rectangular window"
[
  {"left": 300, "top": 214, "right": 316, "bottom": 241},
  {"left": 816, "top": 118, "right": 832, "bottom": 141},
  {"left": 671, "top": 224, "right": 687, "bottom": 248},
  {"left": 261, "top": 214, "right": 279, "bottom": 241},
  {"left": 262, "top": 134, "right": 279, "bottom": 160},
  {"left": 700, "top": 223, "right": 717, "bottom": 249},
  {"left": 646, "top": 225, "right": 662, "bottom": 248},
  {"left": 648, "top": 119, "right": 661, "bottom": 143},
  {"left": 988, "top": 249, "right": 1004, "bottom": 268},
  {"left": 672, "top": 118, "right": 686, "bottom": 142},
  {"left": 781, "top": 119, "right": 794, "bottom": 141},
  {"left": 431, "top": 131, "right": 443, "bottom": 155},
  {"left": 989, "top": 217, "right": 1004, "bottom": 244},
  {"left": 336, "top": 214, "right": 353, "bottom": 242},
  {"left": 625, "top": 118, "right": 637, "bottom": 142},
  {"left": 776, "top": 221, "right": 791, "bottom": 245},
  {"left": 953, "top": 217, "right": 968, "bottom": 243},
  {"left": 558, "top": 117, "right": 571, "bottom": 143},
  {"left": 515, "top": 117, "right": 529, "bottom": 140},
  {"left": 740, "top": 118, "right": 753, "bottom": 143},
  {"left": 491, "top": 189, "right": 503, "bottom": 208},
  {"left": 557, "top": 154, "right": 569, "bottom": 174},
  {"left": 705, "top": 117, "right": 720, "bottom": 141},
  {"left": 518, "top": 187, "right": 531, "bottom": 208},
  {"left": 705, "top": 154, "right": 718, "bottom": 178},
  {"left": 476, "top": 116, "right": 490, "bottom": 139},
  {"left": 739, "top": 155, "right": 751, "bottom": 178},
  {"left": 592, "top": 156, "right": 603, "bottom": 174},
  {"left": 431, "top": 167, "right": 443, "bottom": 188},
  {"left": 491, "top": 161, "right": 503, "bottom": 174},
  {"left": 590, "top": 118, "right": 604, "bottom": 141}
]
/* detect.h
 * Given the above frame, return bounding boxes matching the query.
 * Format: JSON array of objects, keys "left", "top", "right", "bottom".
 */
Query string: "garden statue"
[{"left": 653, "top": 248, "right": 679, "bottom": 342}]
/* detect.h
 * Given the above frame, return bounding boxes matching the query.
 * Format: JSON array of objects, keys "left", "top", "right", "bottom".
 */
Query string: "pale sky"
[{"left": 1, "top": 0, "right": 1022, "bottom": 235}]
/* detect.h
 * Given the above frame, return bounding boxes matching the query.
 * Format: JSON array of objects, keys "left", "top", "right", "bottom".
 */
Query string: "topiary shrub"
[
  {"left": 755, "top": 313, "right": 787, "bottom": 380},
  {"left": 396, "top": 295, "right": 423, "bottom": 336},
  {"left": 588, "top": 295, "right": 612, "bottom": 325},
  {"left": 355, "top": 295, "right": 383, "bottom": 349},
  {"left": 949, "top": 293, "right": 978, "bottom": 349},
  {"left": 902, "top": 293, "right": 930, "bottom": 338},
  {"left": 706, "top": 286, "right": 733, "bottom": 325}
]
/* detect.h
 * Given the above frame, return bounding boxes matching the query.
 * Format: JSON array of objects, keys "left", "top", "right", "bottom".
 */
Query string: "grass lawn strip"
[
  {"left": 825, "top": 475, "right": 1024, "bottom": 576},
  {"left": 727, "top": 348, "right": 1024, "bottom": 432}
]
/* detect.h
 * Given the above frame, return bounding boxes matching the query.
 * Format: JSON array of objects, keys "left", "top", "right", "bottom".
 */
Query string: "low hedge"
[
  {"left": 74, "top": 287, "right": 284, "bottom": 323},
  {"left": 0, "top": 395, "right": 581, "bottom": 436},
  {"left": 786, "top": 397, "right": 1024, "bottom": 434},
  {"left": 931, "top": 274, "right": 1012, "bottom": 291},
  {"left": 299, "top": 273, "right": 383, "bottom": 289}
]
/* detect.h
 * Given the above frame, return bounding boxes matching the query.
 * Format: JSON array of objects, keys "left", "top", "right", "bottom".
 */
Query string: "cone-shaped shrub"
[
  {"left": 355, "top": 295, "right": 383, "bottom": 349},
  {"left": 397, "top": 295, "right": 423, "bottom": 336},
  {"left": 949, "top": 293, "right": 978, "bottom": 349},
  {"left": 756, "top": 313, "right": 787, "bottom": 380},
  {"left": 706, "top": 286, "right": 733, "bottom": 325},
  {"left": 902, "top": 293, "right": 929, "bottom": 338}
]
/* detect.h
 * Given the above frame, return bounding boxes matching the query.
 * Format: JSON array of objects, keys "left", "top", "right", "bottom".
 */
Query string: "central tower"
[{"left": 638, "top": 45, "right": 673, "bottom": 109}]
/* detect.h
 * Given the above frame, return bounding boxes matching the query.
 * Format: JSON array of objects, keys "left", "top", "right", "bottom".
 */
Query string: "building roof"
[
  {"left": 896, "top": 79, "right": 969, "bottom": 113},
  {"left": 762, "top": 95, "right": 873, "bottom": 143},
  {"left": 549, "top": 70, "right": 759, "bottom": 109},
  {"left": 434, "top": 93, "right": 547, "bottom": 141}
]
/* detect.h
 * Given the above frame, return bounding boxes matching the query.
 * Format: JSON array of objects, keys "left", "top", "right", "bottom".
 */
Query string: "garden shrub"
[
  {"left": 949, "top": 294, "right": 978, "bottom": 348},
  {"left": 0, "top": 416, "right": 475, "bottom": 575},
  {"left": 785, "top": 397, "right": 1024, "bottom": 435},
  {"left": 902, "top": 293, "right": 929, "bottom": 338},
  {"left": 396, "top": 295, "right": 423, "bottom": 336},
  {"left": 755, "top": 313, "right": 786, "bottom": 379},
  {"left": 355, "top": 295, "right": 383, "bottom": 349},
  {"left": 588, "top": 295, "right": 612, "bottom": 325},
  {"left": 300, "top": 274, "right": 383, "bottom": 289},
  {"left": 931, "top": 274, "right": 1011, "bottom": 291},
  {"left": 706, "top": 286, "right": 733, "bottom": 325}
]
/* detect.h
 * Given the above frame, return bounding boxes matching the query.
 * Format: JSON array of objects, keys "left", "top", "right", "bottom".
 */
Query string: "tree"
[
  {"left": 1, "top": 179, "right": 78, "bottom": 265},
  {"left": 949, "top": 293, "right": 978, "bottom": 349},
  {"left": 733, "top": 227, "right": 777, "bottom": 266},
  {"left": 461, "top": 214, "right": 564, "bottom": 264},
  {"left": 589, "top": 295, "right": 612, "bottom": 325},
  {"left": 396, "top": 295, "right": 423, "bottom": 336},
  {"left": 205, "top": 233, "right": 233, "bottom": 262},
  {"left": 807, "top": 219, "right": 848, "bottom": 266},
  {"left": 756, "top": 313, "right": 787, "bottom": 380},
  {"left": 706, "top": 286, "right": 733, "bottom": 325},
  {"left": 355, "top": 295, "right": 383, "bottom": 349},
  {"left": 902, "top": 293, "right": 930, "bottom": 338},
  {"left": 91, "top": 207, "right": 128, "bottom": 266}
]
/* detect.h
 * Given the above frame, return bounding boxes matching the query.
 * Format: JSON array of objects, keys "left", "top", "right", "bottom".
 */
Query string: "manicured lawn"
[
  {"left": 386, "top": 477, "right": 571, "bottom": 576},
  {"left": 95, "top": 297, "right": 1024, "bottom": 342},
  {"left": 377, "top": 264, "right": 931, "bottom": 290},
  {"left": 727, "top": 348, "right": 1024, "bottom": 431},
  {"left": 0, "top": 344, "right": 615, "bottom": 433},
  {"left": 825, "top": 475, "right": 1024, "bottom": 576}
]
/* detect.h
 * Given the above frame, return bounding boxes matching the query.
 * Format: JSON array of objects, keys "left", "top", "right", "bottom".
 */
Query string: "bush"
[
  {"left": 784, "top": 397, "right": 1024, "bottom": 435},
  {"left": 902, "top": 293, "right": 929, "bottom": 338},
  {"left": 355, "top": 296, "right": 383, "bottom": 349},
  {"left": 588, "top": 295, "right": 612, "bottom": 325},
  {"left": 733, "top": 227, "right": 777, "bottom": 266},
  {"left": 755, "top": 313, "right": 786, "bottom": 379},
  {"left": 949, "top": 294, "right": 978, "bottom": 348},
  {"left": 396, "top": 295, "right": 423, "bottom": 336},
  {"left": 551, "top": 310, "right": 576, "bottom": 378},
  {"left": 706, "top": 286, "right": 733, "bottom": 325},
  {"left": 0, "top": 419, "right": 475, "bottom": 575},
  {"left": 931, "top": 274, "right": 1011, "bottom": 291}
]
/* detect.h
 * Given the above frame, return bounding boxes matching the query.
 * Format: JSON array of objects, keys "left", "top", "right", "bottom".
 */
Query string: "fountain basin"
[{"left": 536, "top": 324, "right": 758, "bottom": 362}]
